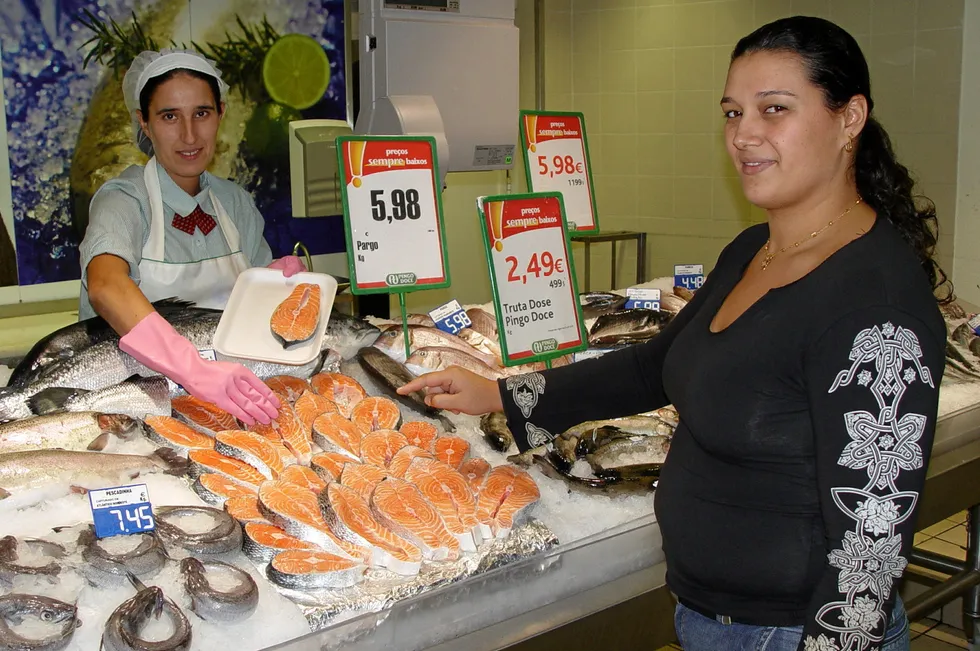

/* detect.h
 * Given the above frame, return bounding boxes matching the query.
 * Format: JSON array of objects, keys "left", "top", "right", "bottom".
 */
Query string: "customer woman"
[
  {"left": 78, "top": 49, "right": 306, "bottom": 425},
  {"left": 401, "top": 17, "right": 947, "bottom": 651}
]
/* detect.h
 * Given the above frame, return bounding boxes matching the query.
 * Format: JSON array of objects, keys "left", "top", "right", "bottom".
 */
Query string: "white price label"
[
  {"left": 625, "top": 288, "right": 661, "bottom": 311},
  {"left": 338, "top": 137, "right": 449, "bottom": 291},
  {"left": 522, "top": 112, "right": 598, "bottom": 233},
  {"left": 480, "top": 193, "right": 586, "bottom": 364}
]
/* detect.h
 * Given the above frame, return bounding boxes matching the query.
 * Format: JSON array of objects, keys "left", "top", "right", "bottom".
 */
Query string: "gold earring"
[{"left": 844, "top": 137, "right": 854, "bottom": 153}]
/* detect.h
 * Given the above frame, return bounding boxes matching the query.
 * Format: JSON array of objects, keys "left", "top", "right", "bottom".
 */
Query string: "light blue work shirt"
[{"left": 78, "top": 160, "right": 274, "bottom": 320}]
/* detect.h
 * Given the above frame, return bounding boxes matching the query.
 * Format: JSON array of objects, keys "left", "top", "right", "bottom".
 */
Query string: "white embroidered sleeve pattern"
[{"left": 804, "top": 322, "right": 935, "bottom": 651}]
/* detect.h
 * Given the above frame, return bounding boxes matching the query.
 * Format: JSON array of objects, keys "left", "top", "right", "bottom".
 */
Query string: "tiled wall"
[{"left": 543, "top": 0, "right": 964, "bottom": 288}]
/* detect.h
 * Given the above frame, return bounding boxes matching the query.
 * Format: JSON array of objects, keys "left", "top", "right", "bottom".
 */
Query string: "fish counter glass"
[{"left": 2, "top": 277, "right": 979, "bottom": 651}]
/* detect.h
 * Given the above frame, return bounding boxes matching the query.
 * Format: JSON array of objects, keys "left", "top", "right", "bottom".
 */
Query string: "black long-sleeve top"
[{"left": 499, "top": 217, "right": 946, "bottom": 651}]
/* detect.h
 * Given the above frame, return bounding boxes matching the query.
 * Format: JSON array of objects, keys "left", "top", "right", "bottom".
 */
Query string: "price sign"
[
  {"left": 674, "top": 264, "right": 705, "bottom": 292},
  {"left": 88, "top": 483, "right": 155, "bottom": 539},
  {"left": 336, "top": 136, "right": 450, "bottom": 294},
  {"left": 968, "top": 314, "right": 980, "bottom": 336},
  {"left": 429, "top": 299, "right": 472, "bottom": 336},
  {"left": 624, "top": 288, "right": 661, "bottom": 311},
  {"left": 478, "top": 192, "right": 587, "bottom": 365},
  {"left": 573, "top": 349, "right": 612, "bottom": 363},
  {"left": 520, "top": 111, "right": 599, "bottom": 234}
]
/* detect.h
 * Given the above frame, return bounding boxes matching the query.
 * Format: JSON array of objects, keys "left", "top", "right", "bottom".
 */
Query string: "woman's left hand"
[{"left": 267, "top": 256, "right": 307, "bottom": 277}]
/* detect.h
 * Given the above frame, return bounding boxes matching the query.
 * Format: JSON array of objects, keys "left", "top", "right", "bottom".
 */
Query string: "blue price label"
[
  {"left": 88, "top": 483, "right": 155, "bottom": 539},
  {"left": 573, "top": 349, "right": 611, "bottom": 362},
  {"left": 674, "top": 264, "right": 705, "bottom": 292},
  {"left": 624, "top": 288, "right": 661, "bottom": 311},
  {"left": 969, "top": 314, "right": 980, "bottom": 336},
  {"left": 429, "top": 299, "right": 472, "bottom": 336}
]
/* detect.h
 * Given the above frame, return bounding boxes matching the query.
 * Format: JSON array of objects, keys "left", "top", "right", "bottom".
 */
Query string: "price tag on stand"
[
  {"left": 624, "top": 288, "right": 661, "bottom": 310},
  {"left": 477, "top": 192, "right": 587, "bottom": 366},
  {"left": 88, "top": 483, "right": 155, "bottom": 539},
  {"left": 336, "top": 136, "right": 450, "bottom": 293},
  {"left": 519, "top": 111, "right": 599, "bottom": 234},
  {"left": 674, "top": 264, "right": 705, "bottom": 292},
  {"left": 573, "top": 349, "right": 613, "bottom": 363},
  {"left": 429, "top": 300, "right": 472, "bottom": 336},
  {"left": 336, "top": 135, "right": 451, "bottom": 359}
]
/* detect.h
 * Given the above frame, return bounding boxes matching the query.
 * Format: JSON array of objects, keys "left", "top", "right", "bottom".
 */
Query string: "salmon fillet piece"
[
  {"left": 214, "top": 430, "right": 288, "bottom": 479},
  {"left": 145, "top": 415, "right": 214, "bottom": 453},
  {"left": 399, "top": 421, "right": 438, "bottom": 451},
  {"left": 279, "top": 465, "right": 328, "bottom": 494},
  {"left": 475, "top": 465, "right": 541, "bottom": 539},
  {"left": 433, "top": 436, "right": 470, "bottom": 470},
  {"left": 339, "top": 463, "right": 389, "bottom": 501},
  {"left": 267, "top": 549, "right": 365, "bottom": 589},
  {"left": 350, "top": 396, "right": 402, "bottom": 432},
  {"left": 189, "top": 449, "right": 267, "bottom": 488},
  {"left": 310, "top": 452, "right": 353, "bottom": 483},
  {"left": 265, "top": 376, "right": 313, "bottom": 404},
  {"left": 404, "top": 457, "right": 481, "bottom": 552},
  {"left": 371, "top": 477, "right": 460, "bottom": 561},
  {"left": 312, "top": 413, "right": 364, "bottom": 460},
  {"left": 310, "top": 373, "right": 366, "bottom": 418},
  {"left": 270, "top": 283, "right": 321, "bottom": 349},
  {"left": 243, "top": 522, "right": 318, "bottom": 563},
  {"left": 294, "top": 391, "right": 338, "bottom": 432},
  {"left": 172, "top": 395, "right": 239, "bottom": 434},
  {"left": 359, "top": 430, "right": 409, "bottom": 468},
  {"left": 387, "top": 445, "right": 435, "bottom": 478}
]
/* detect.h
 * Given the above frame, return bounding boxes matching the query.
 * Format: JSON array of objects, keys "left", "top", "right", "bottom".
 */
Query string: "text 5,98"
[{"left": 371, "top": 189, "right": 422, "bottom": 223}]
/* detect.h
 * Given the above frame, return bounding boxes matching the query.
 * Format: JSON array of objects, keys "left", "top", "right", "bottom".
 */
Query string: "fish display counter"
[{"left": 2, "top": 278, "right": 980, "bottom": 651}]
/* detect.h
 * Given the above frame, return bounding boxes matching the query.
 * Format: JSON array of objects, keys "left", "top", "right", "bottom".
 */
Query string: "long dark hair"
[{"left": 732, "top": 16, "right": 952, "bottom": 302}]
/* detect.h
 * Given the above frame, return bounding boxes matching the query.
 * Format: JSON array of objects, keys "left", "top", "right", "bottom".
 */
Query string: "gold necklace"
[{"left": 761, "top": 199, "right": 862, "bottom": 271}]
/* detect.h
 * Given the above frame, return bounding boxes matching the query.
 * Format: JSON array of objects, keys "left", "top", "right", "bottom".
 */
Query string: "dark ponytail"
[{"left": 732, "top": 16, "right": 952, "bottom": 302}]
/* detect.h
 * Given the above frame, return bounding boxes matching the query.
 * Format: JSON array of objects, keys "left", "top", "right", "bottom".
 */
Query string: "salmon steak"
[
  {"left": 144, "top": 415, "right": 215, "bottom": 454},
  {"left": 360, "top": 430, "right": 409, "bottom": 468},
  {"left": 476, "top": 465, "right": 541, "bottom": 539},
  {"left": 242, "top": 522, "right": 318, "bottom": 563},
  {"left": 404, "top": 457, "right": 481, "bottom": 552},
  {"left": 310, "top": 452, "right": 353, "bottom": 482},
  {"left": 311, "top": 413, "right": 364, "bottom": 460},
  {"left": 267, "top": 549, "right": 366, "bottom": 590},
  {"left": 310, "top": 373, "right": 366, "bottom": 418},
  {"left": 399, "top": 422, "right": 438, "bottom": 452},
  {"left": 173, "top": 395, "right": 239, "bottom": 434},
  {"left": 294, "top": 391, "right": 338, "bottom": 432},
  {"left": 279, "top": 465, "right": 328, "bottom": 494},
  {"left": 339, "top": 463, "right": 389, "bottom": 501},
  {"left": 319, "top": 483, "right": 422, "bottom": 576},
  {"left": 350, "top": 396, "right": 402, "bottom": 432},
  {"left": 193, "top": 473, "right": 258, "bottom": 506},
  {"left": 270, "top": 283, "right": 321, "bottom": 349},
  {"left": 433, "top": 436, "right": 470, "bottom": 470},
  {"left": 251, "top": 403, "right": 312, "bottom": 466},
  {"left": 265, "top": 376, "right": 313, "bottom": 404},
  {"left": 387, "top": 445, "right": 435, "bottom": 479},
  {"left": 258, "top": 480, "right": 368, "bottom": 561},
  {"left": 214, "top": 430, "right": 288, "bottom": 480},
  {"left": 459, "top": 458, "right": 491, "bottom": 496},
  {"left": 224, "top": 495, "right": 270, "bottom": 524},
  {"left": 189, "top": 449, "right": 267, "bottom": 488},
  {"left": 371, "top": 478, "right": 460, "bottom": 561}
]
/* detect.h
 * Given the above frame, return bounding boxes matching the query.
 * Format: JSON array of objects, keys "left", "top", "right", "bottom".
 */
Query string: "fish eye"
[{"left": 41, "top": 610, "right": 55, "bottom": 622}]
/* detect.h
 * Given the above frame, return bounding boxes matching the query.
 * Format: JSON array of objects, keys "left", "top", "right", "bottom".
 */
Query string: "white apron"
[{"left": 138, "top": 158, "right": 250, "bottom": 310}]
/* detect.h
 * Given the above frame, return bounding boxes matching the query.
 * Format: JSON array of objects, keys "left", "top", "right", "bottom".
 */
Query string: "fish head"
[
  {"left": 38, "top": 600, "right": 77, "bottom": 625},
  {"left": 97, "top": 414, "right": 141, "bottom": 438},
  {"left": 179, "top": 557, "right": 205, "bottom": 578}
]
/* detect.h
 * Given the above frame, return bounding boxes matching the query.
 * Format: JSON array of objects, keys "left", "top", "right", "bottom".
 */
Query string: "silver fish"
[
  {"left": 102, "top": 579, "right": 191, "bottom": 651},
  {"left": 0, "top": 536, "right": 66, "bottom": 584},
  {"left": 356, "top": 347, "right": 456, "bottom": 431},
  {"left": 374, "top": 324, "right": 498, "bottom": 367},
  {"left": 406, "top": 313, "right": 436, "bottom": 327},
  {"left": 28, "top": 377, "right": 171, "bottom": 421},
  {"left": 0, "top": 311, "right": 336, "bottom": 420},
  {"left": 586, "top": 435, "right": 672, "bottom": 473},
  {"left": 588, "top": 309, "right": 671, "bottom": 348},
  {"left": 0, "top": 412, "right": 144, "bottom": 454},
  {"left": 407, "top": 346, "right": 504, "bottom": 381},
  {"left": 153, "top": 506, "right": 243, "bottom": 555},
  {"left": 660, "top": 293, "right": 690, "bottom": 314},
  {"left": 951, "top": 322, "right": 974, "bottom": 347},
  {"left": 0, "top": 448, "right": 188, "bottom": 507},
  {"left": 530, "top": 451, "right": 659, "bottom": 495},
  {"left": 77, "top": 527, "right": 167, "bottom": 579},
  {"left": 7, "top": 298, "right": 210, "bottom": 389},
  {"left": 465, "top": 308, "right": 498, "bottom": 340},
  {"left": 323, "top": 312, "right": 382, "bottom": 360},
  {"left": 456, "top": 328, "right": 502, "bottom": 361},
  {"left": 0, "top": 593, "right": 80, "bottom": 651},
  {"left": 580, "top": 292, "right": 627, "bottom": 320},
  {"left": 564, "top": 415, "right": 676, "bottom": 441},
  {"left": 179, "top": 557, "right": 258, "bottom": 623}
]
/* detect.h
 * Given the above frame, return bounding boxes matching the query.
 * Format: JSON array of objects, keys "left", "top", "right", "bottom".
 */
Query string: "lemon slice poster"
[
  {"left": 336, "top": 136, "right": 450, "bottom": 294},
  {"left": 0, "top": 1, "right": 349, "bottom": 286},
  {"left": 478, "top": 192, "right": 587, "bottom": 367}
]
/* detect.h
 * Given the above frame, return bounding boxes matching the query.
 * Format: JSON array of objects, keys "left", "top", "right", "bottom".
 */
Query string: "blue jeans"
[{"left": 674, "top": 596, "right": 910, "bottom": 651}]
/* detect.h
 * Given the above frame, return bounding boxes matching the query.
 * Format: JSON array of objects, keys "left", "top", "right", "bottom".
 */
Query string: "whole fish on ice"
[
  {"left": 179, "top": 557, "right": 259, "bottom": 622},
  {"left": 102, "top": 575, "right": 192, "bottom": 651},
  {"left": 27, "top": 376, "right": 171, "bottom": 421},
  {"left": 0, "top": 592, "right": 80, "bottom": 651},
  {"left": 0, "top": 411, "right": 144, "bottom": 453}
]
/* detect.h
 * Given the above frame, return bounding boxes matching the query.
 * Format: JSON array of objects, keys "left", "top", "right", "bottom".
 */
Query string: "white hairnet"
[{"left": 122, "top": 49, "right": 229, "bottom": 156}]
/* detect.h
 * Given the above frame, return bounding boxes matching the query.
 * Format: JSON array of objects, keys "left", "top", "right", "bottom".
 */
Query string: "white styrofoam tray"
[{"left": 213, "top": 268, "right": 339, "bottom": 365}]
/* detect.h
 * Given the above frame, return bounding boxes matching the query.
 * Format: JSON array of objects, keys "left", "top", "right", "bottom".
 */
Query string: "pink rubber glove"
[
  {"left": 267, "top": 256, "right": 306, "bottom": 277},
  {"left": 119, "top": 312, "right": 281, "bottom": 426}
]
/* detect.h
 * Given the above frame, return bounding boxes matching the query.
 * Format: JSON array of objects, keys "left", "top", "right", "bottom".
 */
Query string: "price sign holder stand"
[
  {"left": 477, "top": 192, "right": 588, "bottom": 369},
  {"left": 518, "top": 110, "right": 600, "bottom": 236},
  {"left": 336, "top": 135, "right": 452, "bottom": 360}
]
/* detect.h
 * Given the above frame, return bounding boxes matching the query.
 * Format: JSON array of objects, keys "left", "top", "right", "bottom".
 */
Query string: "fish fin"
[
  {"left": 28, "top": 387, "right": 87, "bottom": 415},
  {"left": 69, "top": 485, "right": 89, "bottom": 495},
  {"left": 0, "top": 487, "right": 9, "bottom": 499},
  {"left": 150, "top": 297, "right": 198, "bottom": 312},
  {"left": 151, "top": 447, "right": 191, "bottom": 476},
  {"left": 125, "top": 569, "right": 149, "bottom": 592},
  {"left": 86, "top": 432, "right": 110, "bottom": 451}
]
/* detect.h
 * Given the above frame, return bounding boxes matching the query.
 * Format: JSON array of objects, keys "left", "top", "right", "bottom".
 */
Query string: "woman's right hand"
[{"left": 398, "top": 367, "right": 503, "bottom": 416}]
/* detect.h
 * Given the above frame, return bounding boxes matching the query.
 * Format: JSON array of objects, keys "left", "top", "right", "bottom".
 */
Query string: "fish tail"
[{"left": 151, "top": 447, "right": 191, "bottom": 476}]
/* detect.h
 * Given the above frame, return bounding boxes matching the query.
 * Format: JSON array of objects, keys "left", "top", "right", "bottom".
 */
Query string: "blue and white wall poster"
[{"left": 0, "top": 0, "right": 349, "bottom": 287}]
